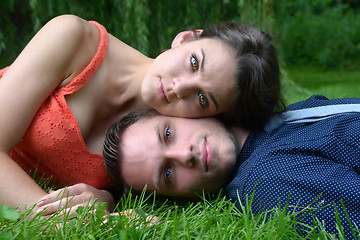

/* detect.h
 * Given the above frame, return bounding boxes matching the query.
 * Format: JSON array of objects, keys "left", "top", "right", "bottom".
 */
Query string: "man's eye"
[
  {"left": 190, "top": 54, "right": 199, "bottom": 72},
  {"left": 165, "top": 128, "right": 172, "bottom": 141},
  {"left": 198, "top": 92, "right": 209, "bottom": 109},
  {"left": 165, "top": 169, "right": 172, "bottom": 182}
]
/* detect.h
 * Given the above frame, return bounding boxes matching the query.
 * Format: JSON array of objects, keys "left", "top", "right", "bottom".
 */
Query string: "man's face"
[{"left": 120, "top": 115, "right": 238, "bottom": 197}]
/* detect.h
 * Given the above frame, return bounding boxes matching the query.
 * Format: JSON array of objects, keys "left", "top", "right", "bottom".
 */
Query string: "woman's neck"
[{"left": 99, "top": 34, "right": 154, "bottom": 120}]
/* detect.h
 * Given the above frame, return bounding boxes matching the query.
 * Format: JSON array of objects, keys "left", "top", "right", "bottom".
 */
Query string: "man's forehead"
[
  {"left": 139, "top": 114, "right": 221, "bottom": 125},
  {"left": 135, "top": 115, "right": 175, "bottom": 127}
]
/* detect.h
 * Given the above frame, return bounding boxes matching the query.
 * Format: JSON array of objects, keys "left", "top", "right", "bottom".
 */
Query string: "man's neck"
[{"left": 229, "top": 126, "right": 251, "bottom": 153}]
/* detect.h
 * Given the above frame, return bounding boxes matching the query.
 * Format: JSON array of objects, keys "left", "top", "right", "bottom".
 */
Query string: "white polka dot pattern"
[{"left": 226, "top": 96, "right": 360, "bottom": 238}]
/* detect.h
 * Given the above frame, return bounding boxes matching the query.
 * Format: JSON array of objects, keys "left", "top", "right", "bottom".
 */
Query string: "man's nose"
[
  {"left": 166, "top": 147, "right": 194, "bottom": 168},
  {"left": 172, "top": 77, "right": 197, "bottom": 98}
]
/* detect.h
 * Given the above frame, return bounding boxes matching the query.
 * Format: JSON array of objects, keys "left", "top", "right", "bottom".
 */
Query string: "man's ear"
[{"left": 171, "top": 29, "right": 203, "bottom": 48}]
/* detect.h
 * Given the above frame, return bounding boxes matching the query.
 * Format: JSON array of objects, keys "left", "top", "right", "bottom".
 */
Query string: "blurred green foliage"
[
  {"left": 273, "top": 0, "right": 360, "bottom": 69},
  {"left": 1, "top": 0, "right": 359, "bottom": 69}
]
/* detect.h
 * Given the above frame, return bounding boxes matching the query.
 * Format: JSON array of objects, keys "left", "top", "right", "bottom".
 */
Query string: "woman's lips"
[
  {"left": 202, "top": 138, "right": 212, "bottom": 172},
  {"left": 158, "top": 79, "right": 169, "bottom": 103}
]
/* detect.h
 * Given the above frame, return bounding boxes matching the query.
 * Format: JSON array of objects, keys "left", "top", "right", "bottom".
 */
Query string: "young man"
[{"left": 103, "top": 95, "right": 360, "bottom": 238}]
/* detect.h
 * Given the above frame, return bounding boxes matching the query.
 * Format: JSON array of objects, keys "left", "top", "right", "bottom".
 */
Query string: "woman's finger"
[
  {"left": 37, "top": 188, "right": 71, "bottom": 207},
  {"left": 38, "top": 195, "right": 97, "bottom": 216}
]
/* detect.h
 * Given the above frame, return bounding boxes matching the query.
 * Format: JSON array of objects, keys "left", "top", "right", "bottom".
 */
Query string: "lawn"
[
  {"left": 1, "top": 190, "right": 348, "bottom": 239},
  {"left": 283, "top": 67, "right": 360, "bottom": 104},
  {"left": 1, "top": 67, "right": 359, "bottom": 239}
]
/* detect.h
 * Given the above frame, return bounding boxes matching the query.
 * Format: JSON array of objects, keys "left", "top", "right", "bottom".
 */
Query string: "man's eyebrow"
[
  {"left": 208, "top": 92, "right": 219, "bottom": 110},
  {"left": 201, "top": 48, "right": 205, "bottom": 72},
  {"left": 156, "top": 123, "right": 161, "bottom": 144},
  {"left": 154, "top": 122, "right": 161, "bottom": 189}
]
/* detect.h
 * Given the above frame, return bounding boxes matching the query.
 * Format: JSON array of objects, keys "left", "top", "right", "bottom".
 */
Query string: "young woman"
[{"left": 0, "top": 14, "right": 283, "bottom": 213}]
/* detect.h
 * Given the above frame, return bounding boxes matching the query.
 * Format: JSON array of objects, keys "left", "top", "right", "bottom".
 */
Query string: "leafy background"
[{"left": 1, "top": 0, "right": 360, "bottom": 70}]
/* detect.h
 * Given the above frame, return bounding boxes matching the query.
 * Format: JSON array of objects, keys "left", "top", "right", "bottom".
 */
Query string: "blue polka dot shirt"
[{"left": 225, "top": 95, "right": 360, "bottom": 238}]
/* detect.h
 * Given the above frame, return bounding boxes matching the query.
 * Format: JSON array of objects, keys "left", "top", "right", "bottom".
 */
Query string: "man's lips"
[
  {"left": 202, "top": 138, "right": 212, "bottom": 172},
  {"left": 157, "top": 79, "right": 169, "bottom": 103}
]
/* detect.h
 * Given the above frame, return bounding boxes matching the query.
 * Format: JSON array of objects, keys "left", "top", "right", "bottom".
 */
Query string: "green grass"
[
  {"left": 1, "top": 67, "right": 359, "bottom": 239},
  {"left": 1, "top": 190, "right": 353, "bottom": 239},
  {"left": 283, "top": 67, "right": 360, "bottom": 104}
]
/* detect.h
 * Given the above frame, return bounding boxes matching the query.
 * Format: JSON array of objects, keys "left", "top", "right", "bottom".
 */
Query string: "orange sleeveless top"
[{"left": 1, "top": 21, "right": 113, "bottom": 189}]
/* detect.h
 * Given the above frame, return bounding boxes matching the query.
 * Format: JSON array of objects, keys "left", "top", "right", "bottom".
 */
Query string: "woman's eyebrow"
[
  {"left": 200, "top": 48, "right": 205, "bottom": 72},
  {"left": 200, "top": 49, "right": 219, "bottom": 110},
  {"left": 208, "top": 92, "right": 219, "bottom": 110}
]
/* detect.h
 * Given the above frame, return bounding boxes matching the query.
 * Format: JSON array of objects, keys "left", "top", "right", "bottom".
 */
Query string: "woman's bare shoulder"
[
  {"left": 41, "top": 15, "right": 98, "bottom": 50},
  {"left": 40, "top": 15, "right": 101, "bottom": 84}
]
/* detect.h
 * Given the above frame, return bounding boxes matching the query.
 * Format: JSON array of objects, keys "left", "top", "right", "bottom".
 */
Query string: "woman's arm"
[
  {"left": 0, "top": 15, "right": 100, "bottom": 211},
  {"left": 0, "top": 152, "right": 47, "bottom": 210}
]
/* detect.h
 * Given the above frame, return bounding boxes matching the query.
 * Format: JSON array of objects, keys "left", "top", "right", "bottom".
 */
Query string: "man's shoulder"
[
  {"left": 287, "top": 95, "right": 360, "bottom": 111},
  {"left": 264, "top": 95, "right": 360, "bottom": 133}
]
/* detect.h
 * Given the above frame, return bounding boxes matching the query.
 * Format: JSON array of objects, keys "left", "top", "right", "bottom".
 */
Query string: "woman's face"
[{"left": 141, "top": 38, "right": 238, "bottom": 118}]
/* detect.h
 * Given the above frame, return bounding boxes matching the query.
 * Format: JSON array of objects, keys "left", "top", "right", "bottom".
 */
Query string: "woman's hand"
[{"left": 36, "top": 183, "right": 115, "bottom": 216}]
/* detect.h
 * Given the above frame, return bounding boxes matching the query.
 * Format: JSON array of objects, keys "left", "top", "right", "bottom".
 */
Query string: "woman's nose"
[{"left": 172, "top": 77, "right": 197, "bottom": 98}]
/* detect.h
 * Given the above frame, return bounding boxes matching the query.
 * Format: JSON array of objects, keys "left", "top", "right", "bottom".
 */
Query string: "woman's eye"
[
  {"left": 190, "top": 54, "right": 199, "bottom": 72},
  {"left": 165, "top": 168, "right": 172, "bottom": 182},
  {"left": 198, "top": 92, "right": 209, "bottom": 109},
  {"left": 165, "top": 128, "right": 172, "bottom": 141}
]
